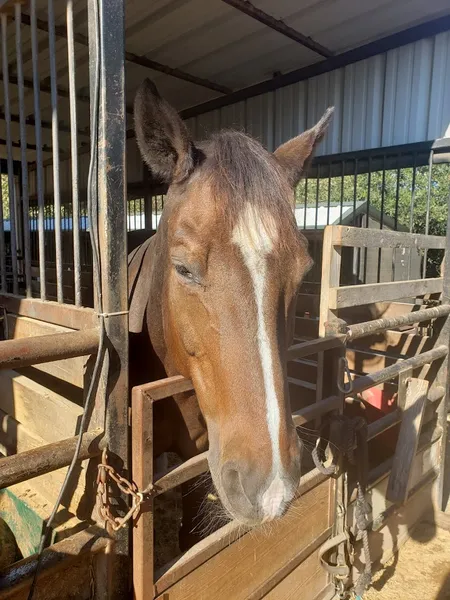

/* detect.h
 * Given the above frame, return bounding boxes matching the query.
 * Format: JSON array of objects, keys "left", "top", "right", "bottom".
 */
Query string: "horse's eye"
[{"left": 175, "top": 264, "right": 193, "bottom": 280}]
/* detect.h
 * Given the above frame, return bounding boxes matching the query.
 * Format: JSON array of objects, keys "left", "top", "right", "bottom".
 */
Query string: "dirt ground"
[{"left": 365, "top": 519, "right": 450, "bottom": 600}]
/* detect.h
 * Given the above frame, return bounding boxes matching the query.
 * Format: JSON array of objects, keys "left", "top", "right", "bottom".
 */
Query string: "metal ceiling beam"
[
  {"left": 179, "top": 14, "right": 450, "bottom": 120},
  {"left": 220, "top": 0, "right": 333, "bottom": 58},
  {"left": 19, "top": 11, "right": 232, "bottom": 95}
]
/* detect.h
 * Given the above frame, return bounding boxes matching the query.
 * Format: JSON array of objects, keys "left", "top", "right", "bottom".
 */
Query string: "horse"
[{"left": 129, "top": 78, "right": 333, "bottom": 550}]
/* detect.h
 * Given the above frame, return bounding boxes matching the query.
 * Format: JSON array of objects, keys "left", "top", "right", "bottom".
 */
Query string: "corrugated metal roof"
[
  {"left": 186, "top": 29, "right": 450, "bottom": 155},
  {"left": 2, "top": 0, "right": 450, "bottom": 160}
]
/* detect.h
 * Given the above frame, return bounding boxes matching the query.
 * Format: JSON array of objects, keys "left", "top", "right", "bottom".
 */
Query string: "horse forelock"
[{"left": 197, "top": 130, "right": 300, "bottom": 252}]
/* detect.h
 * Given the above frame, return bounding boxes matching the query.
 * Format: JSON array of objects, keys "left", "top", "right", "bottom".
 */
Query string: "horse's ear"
[
  {"left": 134, "top": 78, "right": 195, "bottom": 184},
  {"left": 274, "top": 107, "right": 334, "bottom": 187}
]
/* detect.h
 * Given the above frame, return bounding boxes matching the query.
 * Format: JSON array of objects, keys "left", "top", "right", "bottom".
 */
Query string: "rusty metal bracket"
[{"left": 96, "top": 448, "right": 153, "bottom": 531}]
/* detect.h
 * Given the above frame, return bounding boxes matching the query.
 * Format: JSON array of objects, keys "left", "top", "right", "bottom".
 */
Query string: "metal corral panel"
[{"left": 186, "top": 31, "right": 450, "bottom": 154}]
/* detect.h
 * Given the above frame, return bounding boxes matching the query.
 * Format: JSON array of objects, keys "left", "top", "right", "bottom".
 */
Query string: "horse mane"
[{"left": 201, "top": 130, "right": 300, "bottom": 246}]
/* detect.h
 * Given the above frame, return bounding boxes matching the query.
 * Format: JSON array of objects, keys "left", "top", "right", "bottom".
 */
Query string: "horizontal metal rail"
[
  {"left": 347, "top": 304, "right": 450, "bottom": 340},
  {"left": 287, "top": 334, "right": 345, "bottom": 360},
  {"left": 0, "top": 428, "right": 103, "bottom": 489},
  {"left": 137, "top": 336, "right": 346, "bottom": 400},
  {"left": 351, "top": 345, "right": 448, "bottom": 396},
  {"left": 0, "top": 327, "right": 99, "bottom": 369},
  {"left": 0, "top": 526, "right": 109, "bottom": 593}
]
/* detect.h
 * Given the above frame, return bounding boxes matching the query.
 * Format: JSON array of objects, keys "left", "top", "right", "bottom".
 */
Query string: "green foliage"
[
  {"left": 1, "top": 174, "right": 9, "bottom": 219},
  {"left": 297, "top": 164, "right": 449, "bottom": 234},
  {"left": 296, "top": 163, "right": 450, "bottom": 276}
]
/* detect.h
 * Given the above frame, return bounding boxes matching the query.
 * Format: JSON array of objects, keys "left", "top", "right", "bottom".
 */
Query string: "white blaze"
[{"left": 232, "top": 205, "right": 286, "bottom": 517}]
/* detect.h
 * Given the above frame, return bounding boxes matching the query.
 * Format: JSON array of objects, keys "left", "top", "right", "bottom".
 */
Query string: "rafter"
[
  {"left": 221, "top": 0, "right": 332, "bottom": 58},
  {"left": 19, "top": 11, "right": 232, "bottom": 95}
]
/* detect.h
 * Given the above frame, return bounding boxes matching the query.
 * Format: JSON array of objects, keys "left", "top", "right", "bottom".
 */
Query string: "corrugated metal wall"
[
  {"left": 29, "top": 29, "right": 450, "bottom": 197},
  {"left": 185, "top": 30, "right": 450, "bottom": 156}
]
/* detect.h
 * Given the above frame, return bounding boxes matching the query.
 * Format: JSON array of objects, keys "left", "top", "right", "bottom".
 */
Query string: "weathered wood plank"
[
  {"left": 0, "top": 295, "right": 97, "bottom": 329},
  {"left": 329, "top": 278, "right": 443, "bottom": 309},
  {"left": 332, "top": 225, "right": 445, "bottom": 250},
  {"left": 0, "top": 408, "right": 45, "bottom": 456},
  {"left": 386, "top": 378, "right": 429, "bottom": 504},
  {"left": 154, "top": 479, "right": 331, "bottom": 599},
  {"left": 0, "top": 370, "right": 82, "bottom": 443},
  {"left": 258, "top": 543, "right": 328, "bottom": 600}
]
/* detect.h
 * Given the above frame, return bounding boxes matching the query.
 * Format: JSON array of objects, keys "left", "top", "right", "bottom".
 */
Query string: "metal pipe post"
[
  {"left": 15, "top": 3, "right": 31, "bottom": 297},
  {"left": 88, "top": 0, "right": 129, "bottom": 596},
  {"left": 47, "top": 0, "right": 63, "bottom": 303},
  {"left": 30, "top": 0, "right": 46, "bottom": 299},
  {"left": 0, "top": 327, "right": 99, "bottom": 370},
  {"left": 1, "top": 14, "right": 19, "bottom": 294},
  {"left": 347, "top": 304, "right": 450, "bottom": 340},
  {"left": 66, "top": 0, "right": 81, "bottom": 306}
]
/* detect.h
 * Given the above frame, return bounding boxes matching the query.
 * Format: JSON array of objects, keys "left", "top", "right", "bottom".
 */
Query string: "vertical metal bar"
[
  {"left": 377, "top": 156, "right": 386, "bottom": 283},
  {"left": 363, "top": 158, "right": 371, "bottom": 284},
  {"left": 352, "top": 159, "right": 357, "bottom": 225},
  {"left": 30, "top": 0, "right": 46, "bottom": 300},
  {"left": 423, "top": 151, "right": 433, "bottom": 279},
  {"left": 48, "top": 0, "right": 63, "bottom": 303},
  {"left": 303, "top": 178, "right": 308, "bottom": 230},
  {"left": 66, "top": 0, "right": 81, "bottom": 306},
  {"left": 89, "top": 0, "right": 129, "bottom": 596},
  {"left": 407, "top": 156, "right": 417, "bottom": 281},
  {"left": 0, "top": 171, "right": 6, "bottom": 294},
  {"left": 409, "top": 156, "right": 417, "bottom": 234},
  {"left": 340, "top": 161, "right": 344, "bottom": 224},
  {"left": 315, "top": 165, "right": 319, "bottom": 229},
  {"left": 394, "top": 164, "right": 400, "bottom": 230},
  {"left": 15, "top": 3, "right": 31, "bottom": 297},
  {"left": 326, "top": 162, "right": 331, "bottom": 225},
  {"left": 1, "top": 14, "right": 18, "bottom": 294}
]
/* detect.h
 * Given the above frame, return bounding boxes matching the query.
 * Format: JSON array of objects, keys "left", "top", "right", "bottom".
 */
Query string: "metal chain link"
[{"left": 96, "top": 448, "right": 152, "bottom": 531}]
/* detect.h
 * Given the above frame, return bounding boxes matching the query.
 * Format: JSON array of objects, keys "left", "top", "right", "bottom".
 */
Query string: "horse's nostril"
[
  {"left": 221, "top": 464, "right": 241, "bottom": 493},
  {"left": 220, "top": 462, "right": 254, "bottom": 509}
]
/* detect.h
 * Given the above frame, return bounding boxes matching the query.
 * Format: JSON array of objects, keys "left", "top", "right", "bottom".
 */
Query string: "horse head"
[{"left": 133, "top": 79, "right": 333, "bottom": 526}]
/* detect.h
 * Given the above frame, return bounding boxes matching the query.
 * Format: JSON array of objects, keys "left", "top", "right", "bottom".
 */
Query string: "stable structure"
[{"left": 0, "top": 1, "right": 449, "bottom": 599}]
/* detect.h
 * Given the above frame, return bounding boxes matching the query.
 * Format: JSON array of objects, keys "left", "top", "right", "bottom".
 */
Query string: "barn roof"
[{"left": 1, "top": 0, "right": 450, "bottom": 162}]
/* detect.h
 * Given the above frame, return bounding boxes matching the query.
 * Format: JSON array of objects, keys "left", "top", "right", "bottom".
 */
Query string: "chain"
[{"left": 96, "top": 448, "right": 152, "bottom": 531}]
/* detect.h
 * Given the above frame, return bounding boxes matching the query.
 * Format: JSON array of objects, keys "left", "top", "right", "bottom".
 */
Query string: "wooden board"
[
  {"left": 329, "top": 278, "right": 443, "bottom": 309},
  {"left": 0, "top": 370, "right": 83, "bottom": 444},
  {"left": 262, "top": 546, "right": 328, "bottom": 600},
  {"left": 386, "top": 378, "right": 429, "bottom": 504},
  {"left": 0, "top": 408, "right": 45, "bottom": 456},
  {"left": 155, "top": 479, "right": 332, "bottom": 599},
  {"left": 6, "top": 315, "right": 88, "bottom": 388},
  {"left": 0, "top": 295, "right": 97, "bottom": 329},
  {"left": 331, "top": 226, "right": 445, "bottom": 250}
]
